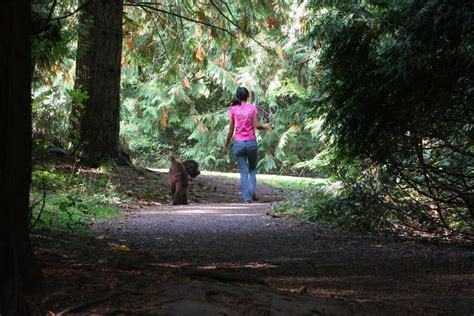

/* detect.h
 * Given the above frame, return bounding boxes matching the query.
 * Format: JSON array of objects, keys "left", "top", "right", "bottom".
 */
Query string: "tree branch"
[
  {"left": 142, "top": 8, "right": 173, "bottom": 63},
  {"left": 29, "top": 177, "right": 47, "bottom": 231},
  {"left": 46, "top": 0, "right": 58, "bottom": 23},
  {"left": 209, "top": 0, "right": 269, "bottom": 51},
  {"left": 48, "top": 0, "right": 94, "bottom": 21},
  {"left": 221, "top": 1, "right": 237, "bottom": 22},
  {"left": 124, "top": 2, "right": 236, "bottom": 38}
]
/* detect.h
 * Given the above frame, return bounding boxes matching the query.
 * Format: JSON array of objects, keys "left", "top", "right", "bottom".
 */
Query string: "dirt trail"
[{"left": 90, "top": 173, "right": 474, "bottom": 315}]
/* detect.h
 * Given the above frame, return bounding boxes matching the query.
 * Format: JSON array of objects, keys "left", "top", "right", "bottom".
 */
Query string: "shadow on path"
[{"left": 94, "top": 202, "right": 474, "bottom": 315}]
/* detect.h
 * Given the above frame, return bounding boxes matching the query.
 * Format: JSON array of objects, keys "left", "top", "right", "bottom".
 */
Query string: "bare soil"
[{"left": 28, "top": 168, "right": 474, "bottom": 315}]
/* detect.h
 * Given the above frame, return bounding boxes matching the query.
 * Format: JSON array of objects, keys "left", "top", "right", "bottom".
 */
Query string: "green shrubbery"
[
  {"left": 272, "top": 180, "right": 389, "bottom": 232},
  {"left": 293, "top": 0, "right": 474, "bottom": 237},
  {"left": 30, "top": 167, "right": 123, "bottom": 233}
]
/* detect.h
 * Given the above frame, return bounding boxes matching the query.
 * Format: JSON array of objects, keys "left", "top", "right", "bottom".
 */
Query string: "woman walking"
[{"left": 223, "top": 87, "right": 270, "bottom": 203}]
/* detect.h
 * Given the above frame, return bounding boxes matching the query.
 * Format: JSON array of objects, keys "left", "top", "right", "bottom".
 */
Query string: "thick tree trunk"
[
  {"left": 0, "top": 1, "right": 43, "bottom": 315},
  {"left": 73, "top": 0, "right": 124, "bottom": 167}
]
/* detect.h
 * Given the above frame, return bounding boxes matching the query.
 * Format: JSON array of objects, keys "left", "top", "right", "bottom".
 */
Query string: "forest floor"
[{"left": 28, "top": 164, "right": 473, "bottom": 315}]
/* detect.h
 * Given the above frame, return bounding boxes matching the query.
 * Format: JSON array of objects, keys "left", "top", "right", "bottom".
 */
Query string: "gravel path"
[
  {"left": 29, "top": 166, "right": 471, "bottom": 314},
  {"left": 87, "top": 173, "right": 474, "bottom": 315},
  {"left": 91, "top": 173, "right": 473, "bottom": 315},
  {"left": 106, "top": 203, "right": 316, "bottom": 264}
]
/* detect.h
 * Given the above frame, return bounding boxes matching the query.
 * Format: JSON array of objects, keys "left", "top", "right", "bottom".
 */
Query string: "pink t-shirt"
[{"left": 229, "top": 103, "right": 257, "bottom": 141}]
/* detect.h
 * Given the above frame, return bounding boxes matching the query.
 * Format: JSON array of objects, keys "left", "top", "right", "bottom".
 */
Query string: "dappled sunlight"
[
  {"left": 219, "top": 214, "right": 262, "bottom": 217},
  {"left": 150, "top": 262, "right": 192, "bottom": 269},
  {"left": 269, "top": 275, "right": 381, "bottom": 284},
  {"left": 151, "top": 261, "right": 279, "bottom": 270},
  {"left": 144, "top": 209, "right": 262, "bottom": 217},
  {"left": 191, "top": 203, "right": 269, "bottom": 209},
  {"left": 150, "top": 168, "right": 329, "bottom": 186},
  {"left": 139, "top": 203, "right": 269, "bottom": 217},
  {"left": 194, "top": 262, "right": 279, "bottom": 270}
]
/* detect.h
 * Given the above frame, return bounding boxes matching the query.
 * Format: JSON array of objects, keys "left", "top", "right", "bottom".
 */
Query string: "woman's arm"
[
  {"left": 253, "top": 113, "right": 271, "bottom": 131},
  {"left": 222, "top": 117, "right": 235, "bottom": 155}
]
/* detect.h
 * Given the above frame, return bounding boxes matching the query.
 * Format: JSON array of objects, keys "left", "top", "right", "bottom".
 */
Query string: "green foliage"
[
  {"left": 30, "top": 168, "right": 123, "bottom": 233},
  {"left": 272, "top": 184, "right": 388, "bottom": 231},
  {"left": 304, "top": 0, "right": 474, "bottom": 236},
  {"left": 32, "top": 1, "right": 80, "bottom": 150},
  {"left": 119, "top": 1, "right": 324, "bottom": 174},
  {"left": 31, "top": 0, "right": 326, "bottom": 175}
]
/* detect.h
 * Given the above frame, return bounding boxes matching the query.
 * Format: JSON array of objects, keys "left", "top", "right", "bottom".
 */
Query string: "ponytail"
[{"left": 230, "top": 99, "right": 241, "bottom": 107}]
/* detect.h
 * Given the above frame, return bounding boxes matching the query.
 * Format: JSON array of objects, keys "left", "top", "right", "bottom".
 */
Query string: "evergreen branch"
[
  {"left": 46, "top": 0, "right": 58, "bottom": 23},
  {"left": 124, "top": 2, "right": 236, "bottom": 38},
  {"left": 221, "top": 1, "right": 237, "bottom": 22},
  {"left": 142, "top": 7, "right": 172, "bottom": 63},
  {"left": 33, "top": 0, "right": 59, "bottom": 35},
  {"left": 209, "top": 0, "right": 269, "bottom": 51},
  {"left": 182, "top": 0, "right": 198, "bottom": 15},
  {"left": 175, "top": 0, "right": 187, "bottom": 47},
  {"left": 49, "top": 0, "right": 94, "bottom": 21}
]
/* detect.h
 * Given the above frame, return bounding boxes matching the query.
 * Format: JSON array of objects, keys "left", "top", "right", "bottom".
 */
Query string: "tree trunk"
[
  {"left": 0, "top": 1, "right": 43, "bottom": 315},
  {"left": 73, "top": 0, "right": 124, "bottom": 167}
]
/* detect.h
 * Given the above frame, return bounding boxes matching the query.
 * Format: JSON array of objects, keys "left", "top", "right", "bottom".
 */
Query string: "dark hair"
[
  {"left": 230, "top": 98, "right": 241, "bottom": 106},
  {"left": 236, "top": 87, "right": 249, "bottom": 102}
]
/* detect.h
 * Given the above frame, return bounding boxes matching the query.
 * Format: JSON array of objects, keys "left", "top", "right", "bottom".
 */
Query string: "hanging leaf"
[
  {"left": 195, "top": 45, "right": 205, "bottom": 64},
  {"left": 182, "top": 77, "right": 191, "bottom": 89},
  {"left": 160, "top": 108, "right": 170, "bottom": 128}
]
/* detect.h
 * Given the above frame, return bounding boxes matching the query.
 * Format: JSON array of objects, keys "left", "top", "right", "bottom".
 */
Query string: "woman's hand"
[
  {"left": 223, "top": 118, "right": 234, "bottom": 155},
  {"left": 256, "top": 122, "right": 272, "bottom": 131},
  {"left": 260, "top": 123, "right": 272, "bottom": 131},
  {"left": 253, "top": 114, "right": 271, "bottom": 131}
]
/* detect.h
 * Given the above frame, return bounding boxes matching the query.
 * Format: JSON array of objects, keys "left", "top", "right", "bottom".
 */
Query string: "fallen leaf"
[
  {"left": 354, "top": 299, "right": 371, "bottom": 303},
  {"left": 370, "top": 244, "right": 384, "bottom": 248},
  {"left": 110, "top": 244, "right": 131, "bottom": 251}
]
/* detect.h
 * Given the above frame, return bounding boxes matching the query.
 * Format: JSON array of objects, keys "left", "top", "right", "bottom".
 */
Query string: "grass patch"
[
  {"left": 30, "top": 166, "right": 127, "bottom": 233},
  {"left": 202, "top": 171, "right": 333, "bottom": 192},
  {"left": 270, "top": 182, "right": 388, "bottom": 232},
  {"left": 256, "top": 175, "right": 329, "bottom": 190},
  {"left": 152, "top": 168, "right": 330, "bottom": 191}
]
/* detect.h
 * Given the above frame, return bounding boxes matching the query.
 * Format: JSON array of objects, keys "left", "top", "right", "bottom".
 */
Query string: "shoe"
[
  {"left": 244, "top": 200, "right": 252, "bottom": 204},
  {"left": 252, "top": 195, "right": 259, "bottom": 201}
]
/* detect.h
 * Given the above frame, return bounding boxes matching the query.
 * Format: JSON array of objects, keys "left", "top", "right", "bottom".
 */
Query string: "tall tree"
[
  {"left": 72, "top": 0, "right": 124, "bottom": 166},
  {"left": 1, "top": 1, "right": 43, "bottom": 314}
]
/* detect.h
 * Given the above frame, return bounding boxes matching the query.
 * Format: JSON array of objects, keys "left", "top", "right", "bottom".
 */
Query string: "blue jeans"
[{"left": 233, "top": 140, "right": 258, "bottom": 202}]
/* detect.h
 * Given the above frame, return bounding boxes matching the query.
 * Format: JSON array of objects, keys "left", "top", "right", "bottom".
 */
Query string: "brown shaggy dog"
[
  {"left": 168, "top": 156, "right": 188, "bottom": 205},
  {"left": 182, "top": 159, "right": 200, "bottom": 191},
  {"left": 182, "top": 159, "right": 200, "bottom": 178}
]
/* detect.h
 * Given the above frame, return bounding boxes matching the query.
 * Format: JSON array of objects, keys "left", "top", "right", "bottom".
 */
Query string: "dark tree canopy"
[{"left": 305, "top": 0, "right": 474, "bottom": 234}]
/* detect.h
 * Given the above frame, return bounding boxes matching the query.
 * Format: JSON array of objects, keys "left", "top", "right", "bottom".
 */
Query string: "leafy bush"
[
  {"left": 272, "top": 178, "right": 390, "bottom": 232},
  {"left": 304, "top": 0, "right": 474, "bottom": 236},
  {"left": 30, "top": 168, "right": 122, "bottom": 233}
]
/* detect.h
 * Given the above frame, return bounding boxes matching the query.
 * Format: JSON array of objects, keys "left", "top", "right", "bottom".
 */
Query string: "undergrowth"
[
  {"left": 30, "top": 165, "right": 127, "bottom": 234},
  {"left": 270, "top": 183, "right": 390, "bottom": 232},
  {"left": 271, "top": 183, "right": 472, "bottom": 240},
  {"left": 197, "top": 170, "right": 328, "bottom": 191}
]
